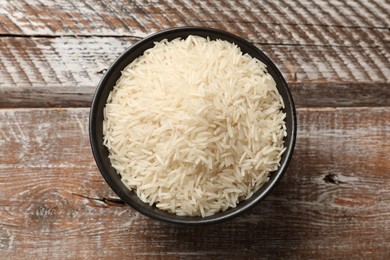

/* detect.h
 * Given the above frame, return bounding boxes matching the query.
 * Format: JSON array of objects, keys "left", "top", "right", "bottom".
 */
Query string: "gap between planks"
[{"left": 1, "top": 34, "right": 388, "bottom": 48}]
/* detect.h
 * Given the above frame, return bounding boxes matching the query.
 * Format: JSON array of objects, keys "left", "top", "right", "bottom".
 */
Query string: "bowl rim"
[{"left": 89, "top": 26, "right": 297, "bottom": 225}]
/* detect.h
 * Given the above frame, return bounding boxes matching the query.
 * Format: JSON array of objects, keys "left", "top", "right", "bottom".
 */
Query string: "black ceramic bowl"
[{"left": 89, "top": 27, "right": 296, "bottom": 225}]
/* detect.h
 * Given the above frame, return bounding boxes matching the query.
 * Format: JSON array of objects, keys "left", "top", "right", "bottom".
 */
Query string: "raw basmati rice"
[{"left": 103, "top": 35, "right": 286, "bottom": 217}]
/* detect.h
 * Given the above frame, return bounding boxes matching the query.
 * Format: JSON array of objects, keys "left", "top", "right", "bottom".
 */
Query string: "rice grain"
[{"left": 103, "top": 35, "right": 286, "bottom": 217}]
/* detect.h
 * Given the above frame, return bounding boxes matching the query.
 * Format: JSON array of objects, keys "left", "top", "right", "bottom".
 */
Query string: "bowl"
[{"left": 89, "top": 26, "right": 297, "bottom": 225}]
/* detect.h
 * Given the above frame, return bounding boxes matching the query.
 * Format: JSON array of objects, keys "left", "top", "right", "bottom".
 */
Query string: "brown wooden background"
[{"left": 0, "top": 0, "right": 389, "bottom": 259}]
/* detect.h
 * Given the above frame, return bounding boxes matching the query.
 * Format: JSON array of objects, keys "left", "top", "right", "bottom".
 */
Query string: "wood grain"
[
  {"left": 0, "top": 0, "right": 390, "bottom": 258},
  {"left": 0, "top": 37, "right": 389, "bottom": 108},
  {"left": 0, "top": 0, "right": 389, "bottom": 108},
  {"left": 0, "top": 107, "right": 389, "bottom": 258},
  {"left": 1, "top": 0, "right": 389, "bottom": 46}
]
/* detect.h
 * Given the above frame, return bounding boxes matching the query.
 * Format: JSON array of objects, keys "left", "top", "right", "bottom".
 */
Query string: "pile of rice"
[{"left": 103, "top": 35, "right": 286, "bottom": 217}]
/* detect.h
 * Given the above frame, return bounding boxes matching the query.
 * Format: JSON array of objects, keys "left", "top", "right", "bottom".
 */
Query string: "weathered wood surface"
[
  {"left": 0, "top": 0, "right": 390, "bottom": 258},
  {"left": 1, "top": 0, "right": 389, "bottom": 37},
  {"left": 0, "top": 107, "right": 389, "bottom": 259},
  {"left": 0, "top": 0, "right": 389, "bottom": 107},
  {"left": 0, "top": 37, "right": 389, "bottom": 107}
]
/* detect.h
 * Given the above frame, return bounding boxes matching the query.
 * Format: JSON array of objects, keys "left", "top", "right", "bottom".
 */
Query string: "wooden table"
[{"left": 1, "top": 0, "right": 389, "bottom": 258}]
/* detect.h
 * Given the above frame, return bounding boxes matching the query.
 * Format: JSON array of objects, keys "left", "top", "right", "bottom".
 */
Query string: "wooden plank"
[
  {"left": 0, "top": 37, "right": 389, "bottom": 108},
  {"left": 0, "top": 0, "right": 389, "bottom": 47},
  {"left": 0, "top": 107, "right": 389, "bottom": 258}
]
